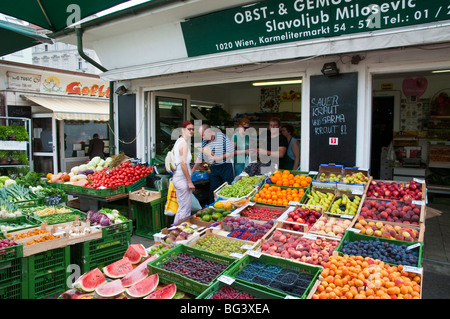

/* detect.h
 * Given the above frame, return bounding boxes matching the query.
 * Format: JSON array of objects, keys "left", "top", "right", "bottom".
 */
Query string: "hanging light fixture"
[{"left": 321, "top": 62, "right": 340, "bottom": 77}]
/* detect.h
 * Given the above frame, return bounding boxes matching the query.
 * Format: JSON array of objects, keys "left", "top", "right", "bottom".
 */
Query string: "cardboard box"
[
  {"left": 129, "top": 187, "right": 161, "bottom": 203},
  {"left": 312, "top": 164, "right": 344, "bottom": 189}
]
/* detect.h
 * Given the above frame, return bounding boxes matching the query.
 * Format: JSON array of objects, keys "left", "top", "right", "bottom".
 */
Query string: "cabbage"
[
  {"left": 99, "top": 214, "right": 112, "bottom": 227},
  {"left": 98, "top": 159, "right": 105, "bottom": 166},
  {"left": 4, "top": 179, "right": 16, "bottom": 187},
  {"left": 90, "top": 212, "right": 101, "bottom": 224},
  {"left": 95, "top": 165, "right": 103, "bottom": 172},
  {"left": 79, "top": 164, "right": 88, "bottom": 172},
  {"left": 86, "top": 210, "right": 95, "bottom": 220},
  {"left": 90, "top": 156, "right": 101, "bottom": 166}
]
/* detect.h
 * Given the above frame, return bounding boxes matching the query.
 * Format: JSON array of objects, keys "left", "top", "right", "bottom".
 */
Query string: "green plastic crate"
[
  {"left": 0, "top": 279, "right": 23, "bottom": 299},
  {"left": 22, "top": 246, "right": 71, "bottom": 299},
  {"left": 250, "top": 185, "right": 309, "bottom": 207},
  {"left": 224, "top": 253, "right": 322, "bottom": 299},
  {"left": 336, "top": 231, "right": 424, "bottom": 268},
  {"left": 0, "top": 240, "right": 23, "bottom": 299},
  {"left": 148, "top": 244, "right": 237, "bottom": 296},
  {"left": 0, "top": 237, "right": 23, "bottom": 264},
  {"left": 0, "top": 215, "right": 40, "bottom": 232},
  {"left": 38, "top": 193, "right": 69, "bottom": 206},
  {"left": 196, "top": 279, "right": 284, "bottom": 299},
  {"left": 25, "top": 268, "right": 69, "bottom": 299},
  {"left": 80, "top": 185, "right": 125, "bottom": 197},
  {"left": 37, "top": 210, "right": 86, "bottom": 225},
  {"left": 133, "top": 197, "right": 172, "bottom": 239},
  {"left": 125, "top": 176, "right": 148, "bottom": 192},
  {"left": 100, "top": 219, "right": 133, "bottom": 237},
  {"left": 70, "top": 231, "right": 131, "bottom": 273}
]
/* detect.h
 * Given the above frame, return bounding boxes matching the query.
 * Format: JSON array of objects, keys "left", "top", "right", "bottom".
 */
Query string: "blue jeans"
[
  {"left": 209, "top": 163, "right": 235, "bottom": 204},
  {"left": 234, "top": 163, "right": 245, "bottom": 177}
]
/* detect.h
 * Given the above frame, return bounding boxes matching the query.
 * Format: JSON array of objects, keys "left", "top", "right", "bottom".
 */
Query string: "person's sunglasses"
[
  {"left": 243, "top": 126, "right": 250, "bottom": 130},
  {"left": 186, "top": 128, "right": 194, "bottom": 131}
]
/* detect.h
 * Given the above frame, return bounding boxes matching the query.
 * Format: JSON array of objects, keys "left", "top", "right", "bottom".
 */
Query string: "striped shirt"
[{"left": 199, "top": 132, "right": 235, "bottom": 166}]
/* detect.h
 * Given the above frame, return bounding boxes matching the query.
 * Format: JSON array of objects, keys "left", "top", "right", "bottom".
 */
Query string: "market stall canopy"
[
  {"left": 0, "top": 20, "right": 53, "bottom": 56},
  {"left": 25, "top": 95, "right": 109, "bottom": 121},
  {"left": 0, "top": 0, "right": 130, "bottom": 33}
]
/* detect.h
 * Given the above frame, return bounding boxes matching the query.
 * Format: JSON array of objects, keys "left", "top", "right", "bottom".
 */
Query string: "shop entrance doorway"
[
  {"left": 370, "top": 91, "right": 399, "bottom": 178},
  {"left": 31, "top": 114, "right": 58, "bottom": 174},
  {"left": 148, "top": 92, "right": 191, "bottom": 162}
]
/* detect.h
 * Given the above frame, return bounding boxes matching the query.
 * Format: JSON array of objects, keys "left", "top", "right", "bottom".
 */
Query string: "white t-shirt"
[{"left": 173, "top": 137, "right": 192, "bottom": 177}]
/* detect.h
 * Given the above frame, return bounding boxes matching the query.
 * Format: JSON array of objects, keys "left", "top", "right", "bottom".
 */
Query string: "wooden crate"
[
  {"left": 366, "top": 179, "right": 426, "bottom": 202},
  {"left": 129, "top": 187, "right": 161, "bottom": 203},
  {"left": 276, "top": 204, "right": 325, "bottom": 233},
  {"left": 7, "top": 223, "right": 69, "bottom": 257},
  {"left": 356, "top": 197, "right": 426, "bottom": 225},
  {"left": 188, "top": 228, "right": 260, "bottom": 257},
  {"left": 256, "top": 227, "right": 342, "bottom": 268},
  {"left": 311, "top": 164, "right": 345, "bottom": 189},
  {"left": 350, "top": 217, "right": 425, "bottom": 242}
]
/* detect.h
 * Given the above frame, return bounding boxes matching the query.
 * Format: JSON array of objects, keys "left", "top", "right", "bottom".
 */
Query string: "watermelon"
[
  {"left": 103, "top": 257, "right": 134, "bottom": 279},
  {"left": 126, "top": 274, "right": 159, "bottom": 298},
  {"left": 95, "top": 279, "right": 125, "bottom": 298},
  {"left": 124, "top": 244, "right": 148, "bottom": 264},
  {"left": 121, "top": 255, "right": 158, "bottom": 287},
  {"left": 144, "top": 283, "right": 177, "bottom": 299},
  {"left": 73, "top": 267, "right": 106, "bottom": 292}
]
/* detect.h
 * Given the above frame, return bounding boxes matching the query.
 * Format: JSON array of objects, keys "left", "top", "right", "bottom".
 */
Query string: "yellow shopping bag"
[{"left": 164, "top": 181, "right": 178, "bottom": 216}]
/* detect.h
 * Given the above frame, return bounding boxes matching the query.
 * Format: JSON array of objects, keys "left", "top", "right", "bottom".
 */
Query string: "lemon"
[{"left": 213, "top": 201, "right": 224, "bottom": 209}]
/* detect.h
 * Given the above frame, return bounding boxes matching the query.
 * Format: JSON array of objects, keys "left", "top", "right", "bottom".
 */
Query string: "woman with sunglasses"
[
  {"left": 232, "top": 118, "right": 252, "bottom": 176},
  {"left": 172, "top": 120, "right": 195, "bottom": 224}
]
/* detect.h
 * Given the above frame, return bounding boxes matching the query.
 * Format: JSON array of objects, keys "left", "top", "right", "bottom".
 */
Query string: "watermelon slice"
[
  {"left": 144, "top": 283, "right": 177, "bottom": 299},
  {"left": 124, "top": 244, "right": 148, "bottom": 264},
  {"left": 73, "top": 267, "right": 106, "bottom": 292},
  {"left": 121, "top": 255, "right": 158, "bottom": 287},
  {"left": 126, "top": 274, "right": 159, "bottom": 298},
  {"left": 103, "top": 257, "right": 134, "bottom": 279},
  {"left": 95, "top": 279, "right": 125, "bottom": 298}
]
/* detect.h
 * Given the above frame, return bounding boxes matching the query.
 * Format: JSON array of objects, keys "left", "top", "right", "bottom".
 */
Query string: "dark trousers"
[{"left": 209, "top": 163, "right": 235, "bottom": 204}]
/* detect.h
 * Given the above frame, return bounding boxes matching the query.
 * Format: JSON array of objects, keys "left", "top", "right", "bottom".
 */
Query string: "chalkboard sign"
[
  {"left": 7, "top": 105, "right": 31, "bottom": 125},
  {"left": 309, "top": 72, "right": 358, "bottom": 171},
  {"left": 118, "top": 94, "right": 137, "bottom": 158}
]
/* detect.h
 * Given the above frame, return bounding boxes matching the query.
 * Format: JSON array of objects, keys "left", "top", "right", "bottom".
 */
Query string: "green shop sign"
[{"left": 181, "top": 0, "right": 450, "bottom": 57}]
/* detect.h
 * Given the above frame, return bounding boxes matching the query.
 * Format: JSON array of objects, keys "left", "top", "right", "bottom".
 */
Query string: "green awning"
[
  {"left": 0, "top": 0, "right": 130, "bottom": 32},
  {"left": 0, "top": 20, "right": 53, "bottom": 56}
]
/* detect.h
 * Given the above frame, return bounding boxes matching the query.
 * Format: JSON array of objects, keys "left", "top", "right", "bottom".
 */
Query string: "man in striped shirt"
[{"left": 193, "top": 123, "right": 235, "bottom": 204}]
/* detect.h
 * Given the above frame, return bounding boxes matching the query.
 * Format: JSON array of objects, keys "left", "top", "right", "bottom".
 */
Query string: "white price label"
[
  {"left": 230, "top": 253, "right": 244, "bottom": 259},
  {"left": 309, "top": 171, "right": 318, "bottom": 175},
  {"left": 352, "top": 189, "right": 363, "bottom": 195},
  {"left": 285, "top": 295, "right": 300, "bottom": 299},
  {"left": 240, "top": 244, "right": 254, "bottom": 250},
  {"left": 406, "top": 243, "right": 421, "bottom": 250},
  {"left": 239, "top": 172, "right": 249, "bottom": 177},
  {"left": 288, "top": 201, "right": 300, "bottom": 206},
  {"left": 412, "top": 200, "right": 424, "bottom": 206},
  {"left": 341, "top": 214, "right": 354, "bottom": 219},
  {"left": 303, "top": 234, "right": 317, "bottom": 240},
  {"left": 413, "top": 178, "right": 425, "bottom": 184},
  {"left": 347, "top": 227, "right": 361, "bottom": 233},
  {"left": 403, "top": 265, "right": 423, "bottom": 274},
  {"left": 247, "top": 250, "right": 262, "bottom": 258},
  {"left": 218, "top": 275, "right": 235, "bottom": 285}
]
